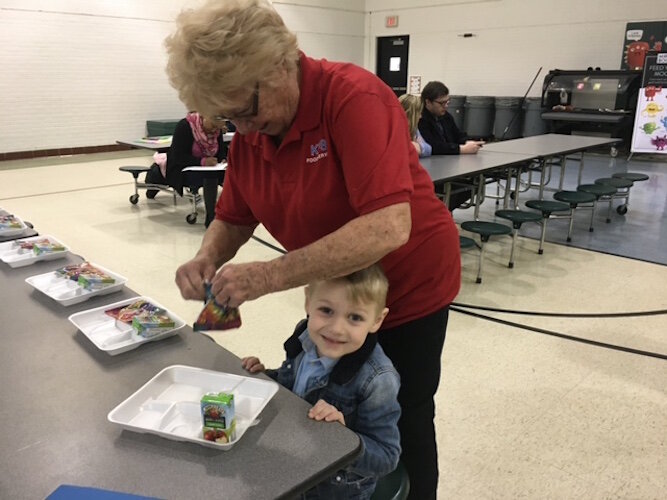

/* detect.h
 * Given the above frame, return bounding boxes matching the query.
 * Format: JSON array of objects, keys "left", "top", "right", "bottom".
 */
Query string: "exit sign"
[{"left": 386, "top": 15, "right": 399, "bottom": 28}]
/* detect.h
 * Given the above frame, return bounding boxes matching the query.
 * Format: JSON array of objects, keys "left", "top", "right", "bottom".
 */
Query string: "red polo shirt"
[{"left": 217, "top": 53, "right": 460, "bottom": 329}]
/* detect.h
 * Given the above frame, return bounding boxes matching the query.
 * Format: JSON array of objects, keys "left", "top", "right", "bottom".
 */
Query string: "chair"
[
  {"left": 577, "top": 183, "right": 617, "bottom": 223},
  {"left": 553, "top": 190, "right": 597, "bottom": 239},
  {"left": 118, "top": 165, "right": 200, "bottom": 224},
  {"left": 371, "top": 461, "right": 410, "bottom": 500},
  {"left": 494, "top": 209, "right": 542, "bottom": 268},
  {"left": 460, "top": 220, "right": 512, "bottom": 283},
  {"left": 524, "top": 199, "right": 570, "bottom": 254}
]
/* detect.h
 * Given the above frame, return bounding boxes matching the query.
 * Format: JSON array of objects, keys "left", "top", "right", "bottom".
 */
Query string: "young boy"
[{"left": 242, "top": 264, "right": 401, "bottom": 499}]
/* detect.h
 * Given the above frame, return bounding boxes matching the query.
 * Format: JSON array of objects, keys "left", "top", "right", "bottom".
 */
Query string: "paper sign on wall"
[{"left": 409, "top": 76, "right": 422, "bottom": 94}]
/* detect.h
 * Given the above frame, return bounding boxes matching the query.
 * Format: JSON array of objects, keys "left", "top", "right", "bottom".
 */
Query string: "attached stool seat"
[
  {"left": 612, "top": 172, "right": 649, "bottom": 182},
  {"left": 495, "top": 210, "right": 542, "bottom": 268},
  {"left": 460, "top": 235, "right": 476, "bottom": 249},
  {"left": 371, "top": 461, "right": 410, "bottom": 500},
  {"left": 577, "top": 184, "right": 617, "bottom": 223},
  {"left": 524, "top": 199, "right": 570, "bottom": 254},
  {"left": 460, "top": 221, "right": 512, "bottom": 283},
  {"left": 553, "top": 190, "right": 597, "bottom": 239},
  {"left": 595, "top": 177, "right": 633, "bottom": 216}
]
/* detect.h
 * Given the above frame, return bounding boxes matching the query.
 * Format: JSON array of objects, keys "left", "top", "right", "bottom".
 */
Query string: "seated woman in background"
[
  {"left": 398, "top": 94, "right": 431, "bottom": 158},
  {"left": 167, "top": 112, "right": 228, "bottom": 227},
  {"left": 146, "top": 112, "right": 228, "bottom": 227}
]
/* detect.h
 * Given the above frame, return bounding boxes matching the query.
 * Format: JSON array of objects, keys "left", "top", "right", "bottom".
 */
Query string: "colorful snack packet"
[{"left": 193, "top": 283, "right": 242, "bottom": 331}]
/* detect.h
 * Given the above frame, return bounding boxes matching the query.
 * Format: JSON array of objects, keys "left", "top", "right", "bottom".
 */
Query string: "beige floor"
[{"left": 1, "top": 153, "right": 665, "bottom": 499}]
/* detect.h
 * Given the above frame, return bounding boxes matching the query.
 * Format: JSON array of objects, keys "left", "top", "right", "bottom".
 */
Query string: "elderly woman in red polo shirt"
[{"left": 166, "top": 1, "right": 460, "bottom": 498}]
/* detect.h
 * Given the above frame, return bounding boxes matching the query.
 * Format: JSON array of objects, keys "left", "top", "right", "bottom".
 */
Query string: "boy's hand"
[
  {"left": 241, "top": 356, "right": 265, "bottom": 373},
  {"left": 308, "top": 399, "right": 345, "bottom": 426}
]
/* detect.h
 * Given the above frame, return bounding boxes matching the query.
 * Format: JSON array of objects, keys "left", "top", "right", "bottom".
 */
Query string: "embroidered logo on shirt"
[{"left": 306, "top": 139, "right": 328, "bottom": 164}]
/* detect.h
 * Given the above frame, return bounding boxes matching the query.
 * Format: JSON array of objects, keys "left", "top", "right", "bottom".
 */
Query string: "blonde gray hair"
[
  {"left": 398, "top": 93, "right": 423, "bottom": 140},
  {"left": 307, "top": 264, "right": 389, "bottom": 313},
  {"left": 165, "top": 0, "right": 300, "bottom": 117}
]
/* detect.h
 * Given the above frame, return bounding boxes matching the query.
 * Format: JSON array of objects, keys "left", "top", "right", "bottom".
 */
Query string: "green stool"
[
  {"left": 460, "top": 235, "right": 476, "bottom": 249},
  {"left": 524, "top": 200, "right": 570, "bottom": 254},
  {"left": 612, "top": 172, "right": 649, "bottom": 182},
  {"left": 577, "top": 183, "right": 617, "bottom": 223},
  {"left": 495, "top": 210, "right": 542, "bottom": 268},
  {"left": 595, "top": 177, "right": 632, "bottom": 215},
  {"left": 553, "top": 190, "right": 597, "bottom": 240},
  {"left": 460, "top": 220, "right": 512, "bottom": 283},
  {"left": 371, "top": 461, "right": 410, "bottom": 500}
]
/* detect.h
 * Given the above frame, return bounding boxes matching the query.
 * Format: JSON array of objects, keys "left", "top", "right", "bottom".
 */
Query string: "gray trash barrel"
[
  {"left": 521, "top": 97, "right": 548, "bottom": 137},
  {"left": 494, "top": 96, "right": 522, "bottom": 140},
  {"left": 464, "top": 96, "right": 495, "bottom": 139},
  {"left": 448, "top": 95, "right": 466, "bottom": 130}
]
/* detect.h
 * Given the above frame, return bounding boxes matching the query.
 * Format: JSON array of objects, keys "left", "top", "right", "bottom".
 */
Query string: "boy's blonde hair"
[
  {"left": 398, "top": 93, "right": 423, "bottom": 140},
  {"left": 306, "top": 264, "right": 389, "bottom": 314},
  {"left": 164, "top": 0, "right": 300, "bottom": 117}
]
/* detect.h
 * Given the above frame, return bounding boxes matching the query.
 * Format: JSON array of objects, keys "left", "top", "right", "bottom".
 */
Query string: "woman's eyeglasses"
[{"left": 214, "top": 82, "right": 259, "bottom": 122}]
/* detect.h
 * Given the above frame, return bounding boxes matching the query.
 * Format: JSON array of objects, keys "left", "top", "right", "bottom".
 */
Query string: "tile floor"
[{"left": 1, "top": 150, "right": 665, "bottom": 499}]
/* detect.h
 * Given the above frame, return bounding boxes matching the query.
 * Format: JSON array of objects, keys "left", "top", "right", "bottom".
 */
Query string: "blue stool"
[
  {"left": 524, "top": 200, "right": 570, "bottom": 254},
  {"left": 595, "top": 177, "right": 633, "bottom": 215},
  {"left": 577, "top": 183, "right": 617, "bottom": 223},
  {"left": 461, "top": 220, "right": 512, "bottom": 283},
  {"left": 371, "top": 461, "right": 410, "bottom": 500},
  {"left": 553, "top": 190, "right": 597, "bottom": 240},
  {"left": 494, "top": 209, "right": 542, "bottom": 268}
]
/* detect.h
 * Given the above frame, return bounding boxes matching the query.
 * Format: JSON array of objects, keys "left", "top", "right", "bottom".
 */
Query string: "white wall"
[
  {"left": 0, "top": 0, "right": 365, "bottom": 153},
  {"left": 1, "top": 0, "right": 663, "bottom": 153},
  {"left": 366, "top": 0, "right": 667, "bottom": 97}
]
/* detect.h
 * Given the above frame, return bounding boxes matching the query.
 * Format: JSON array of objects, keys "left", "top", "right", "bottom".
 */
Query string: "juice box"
[
  {"left": 131, "top": 312, "right": 175, "bottom": 338},
  {"left": 201, "top": 392, "right": 236, "bottom": 444}
]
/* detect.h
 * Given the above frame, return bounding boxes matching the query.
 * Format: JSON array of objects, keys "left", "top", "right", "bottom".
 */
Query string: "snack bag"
[
  {"left": 201, "top": 392, "right": 236, "bottom": 444},
  {"left": 193, "top": 283, "right": 242, "bottom": 331}
]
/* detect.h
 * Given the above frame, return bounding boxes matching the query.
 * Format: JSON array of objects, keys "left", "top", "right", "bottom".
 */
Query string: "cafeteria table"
[{"left": 0, "top": 254, "right": 360, "bottom": 500}]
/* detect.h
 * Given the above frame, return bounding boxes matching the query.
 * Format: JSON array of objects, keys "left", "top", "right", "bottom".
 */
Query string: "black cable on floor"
[
  {"left": 450, "top": 306, "right": 667, "bottom": 361},
  {"left": 451, "top": 302, "right": 667, "bottom": 318}
]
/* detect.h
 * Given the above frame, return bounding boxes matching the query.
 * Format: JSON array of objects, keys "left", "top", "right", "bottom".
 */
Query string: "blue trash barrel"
[
  {"left": 494, "top": 96, "right": 522, "bottom": 140},
  {"left": 464, "top": 96, "right": 495, "bottom": 139},
  {"left": 521, "top": 97, "right": 548, "bottom": 137}
]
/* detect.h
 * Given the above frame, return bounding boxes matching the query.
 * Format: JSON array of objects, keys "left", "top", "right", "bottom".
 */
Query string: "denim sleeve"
[{"left": 347, "top": 369, "right": 402, "bottom": 478}]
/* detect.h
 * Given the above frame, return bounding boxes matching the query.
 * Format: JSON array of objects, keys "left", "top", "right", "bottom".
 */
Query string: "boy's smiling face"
[{"left": 305, "top": 281, "right": 388, "bottom": 360}]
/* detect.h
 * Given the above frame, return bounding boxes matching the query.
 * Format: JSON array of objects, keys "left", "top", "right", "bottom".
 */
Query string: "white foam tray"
[
  {"left": 0, "top": 214, "right": 28, "bottom": 237},
  {"left": 68, "top": 296, "right": 186, "bottom": 355},
  {"left": 108, "top": 365, "right": 279, "bottom": 450},
  {"left": 0, "top": 235, "right": 69, "bottom": 268},
  {"left": 25, "top": 263, "right": 127, "bottom": 306}
]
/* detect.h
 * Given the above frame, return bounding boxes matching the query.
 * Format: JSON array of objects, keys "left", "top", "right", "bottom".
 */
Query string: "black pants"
[{"left": 378, "top": 307, "right": 449, "bottom": 500}]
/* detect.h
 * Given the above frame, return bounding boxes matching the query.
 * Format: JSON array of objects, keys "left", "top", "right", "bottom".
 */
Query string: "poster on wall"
[
  {"left": 630, "top": 53, "right": 667, "bottom": 154},
  {"left": 621, "top": 21, "right": 666, "bottom": 71}
]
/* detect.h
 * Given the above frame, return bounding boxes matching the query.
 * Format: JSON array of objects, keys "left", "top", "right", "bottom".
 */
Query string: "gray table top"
[
  {"left": 481, "top": 133, "right": 621, "bottom": 157},
  {"left": 0, "top": 255, "right": 360, "bottom": 500},
  {"left": 420, "top": 150, "right": 536, "bottom": 183}
]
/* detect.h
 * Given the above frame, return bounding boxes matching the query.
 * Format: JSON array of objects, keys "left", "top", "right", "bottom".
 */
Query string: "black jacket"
[
  {"left": 418, "top": 109, "right": 467, "bottom": 155},
  {"left": 166, "top": 118, "right": 227, "bottom": 195}
]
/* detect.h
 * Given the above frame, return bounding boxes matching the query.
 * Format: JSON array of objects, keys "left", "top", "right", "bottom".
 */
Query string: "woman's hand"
[
  {"left": 175, "top": 257, "right": 217, "bottom": 300},
  {"left": 210, "top": 261, "right": 273, "bottom": 308},
  {"left": 308, "top": 399, "right": 345, "bottom": 425}
]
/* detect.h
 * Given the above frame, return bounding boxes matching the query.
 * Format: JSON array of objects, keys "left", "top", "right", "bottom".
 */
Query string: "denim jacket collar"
[{"left": 283, "top": 319, "right": 378, "bottom": 385}]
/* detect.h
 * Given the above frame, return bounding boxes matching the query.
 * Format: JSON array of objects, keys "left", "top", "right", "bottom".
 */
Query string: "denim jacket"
[{"left": 266, "top": 320, "right": 401, "bottom": 499}]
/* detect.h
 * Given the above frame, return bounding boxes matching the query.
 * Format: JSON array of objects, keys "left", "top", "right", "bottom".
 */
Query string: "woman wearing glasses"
[
  {"left": 166, "top": 2, "right": 460, "bottom": 498},
  {"left": 419, "top": 80, "right": 485, "bottom": 155}
]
